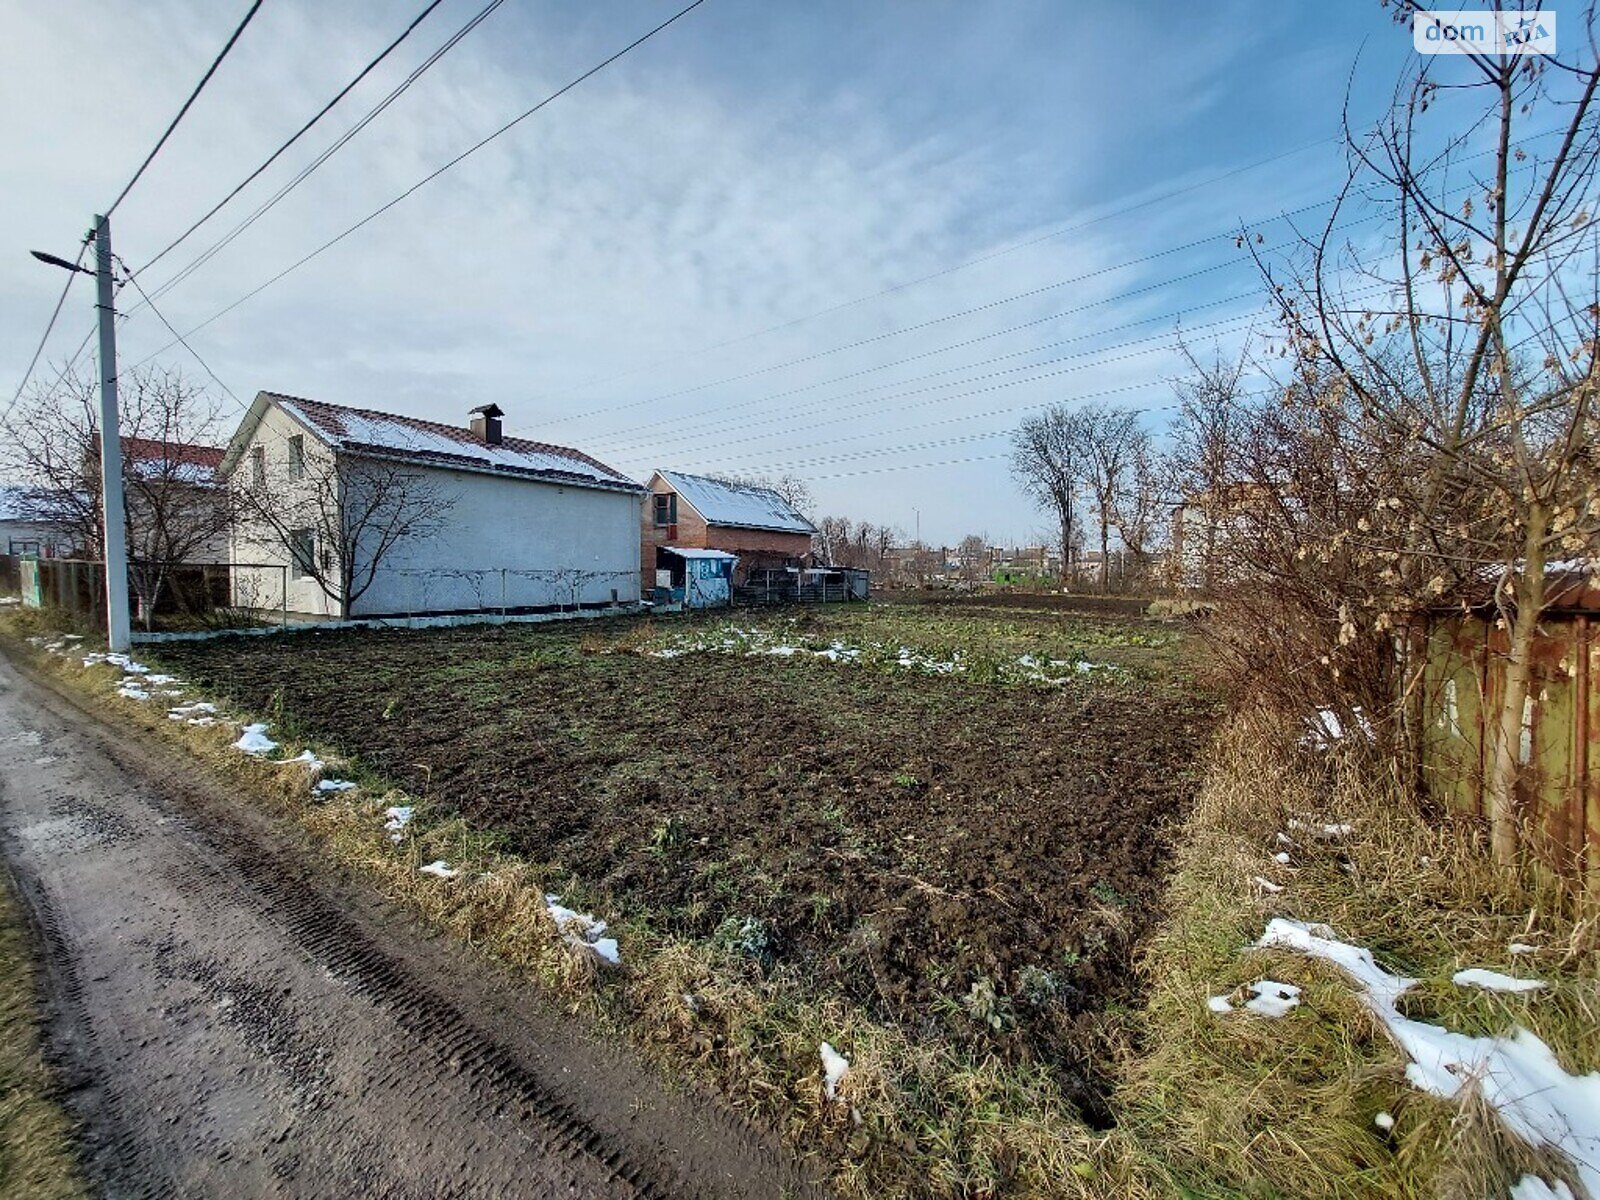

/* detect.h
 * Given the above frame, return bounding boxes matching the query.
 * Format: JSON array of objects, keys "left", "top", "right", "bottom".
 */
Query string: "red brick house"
[{"left": 642, "top": 470, "right": 815, "bottom": 590}]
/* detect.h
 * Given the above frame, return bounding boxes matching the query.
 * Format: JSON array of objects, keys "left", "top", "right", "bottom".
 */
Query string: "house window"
[
  {"left": 250, "top": 445, "right": 266, "bottom": 489},
  {"left": 9, "top": 540, "right": 41, "bottom": 557},
  {"left": 288, "top": 528, "right": 315, "bottom": 580},
  {"left": 652, "top": 493, "right": 676, "bottom": 527},
  {"left": 287, "top": 435, "right": 305, "bottom": 481}
]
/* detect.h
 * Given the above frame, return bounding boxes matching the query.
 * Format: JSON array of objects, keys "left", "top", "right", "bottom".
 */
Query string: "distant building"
[
  {"left": 115, "top": 435, "right": 231, "bottom": 564},
  {"left": 642, "top": 470, "right": 815, "bottom": 589},
  {"left": 0, "top": 486, "right": 78, "bottom": 558},
  {"left": 1170, "top": 484, "right": 1270, "bottom": 590}
]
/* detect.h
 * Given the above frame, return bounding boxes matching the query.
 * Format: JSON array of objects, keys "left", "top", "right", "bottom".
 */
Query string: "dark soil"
[{"left": 156, "top": 615, "right": 1216, "bottom": 1121}]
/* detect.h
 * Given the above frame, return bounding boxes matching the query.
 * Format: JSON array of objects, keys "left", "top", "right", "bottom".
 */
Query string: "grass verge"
[
  {"left": 1124, "top": 708, "right": 1599, "bottom": 1199},
  {"left": 0, "top": 869, "right": 86, "bottom": 1200}
]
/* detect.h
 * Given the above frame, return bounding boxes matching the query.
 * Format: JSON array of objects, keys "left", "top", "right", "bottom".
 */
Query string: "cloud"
[{"left": 0, "top": 0, "right": 1397, "bottom": 543}]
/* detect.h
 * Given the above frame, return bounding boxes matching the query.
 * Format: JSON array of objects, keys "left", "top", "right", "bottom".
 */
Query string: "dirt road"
[{"left": 0, "top": 652, "right": 824, "bottom": 1199}]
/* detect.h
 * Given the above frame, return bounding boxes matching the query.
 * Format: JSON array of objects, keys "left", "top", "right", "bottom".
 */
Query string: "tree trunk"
[
  {"left": 1060, "top": 512, "right": 1072, "bottom": 588},
  {"left": 1098, "top": 517, "right": 1110, "bottom": 594},
  {"left": 1486, "top": 507, "right": 1549, "bottom": 868}
]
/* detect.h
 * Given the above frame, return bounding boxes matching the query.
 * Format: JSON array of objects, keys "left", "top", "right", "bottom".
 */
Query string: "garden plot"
[
  {"left": 637, "top": 618, "right": 1121, "bottom": 685},
  {"left": 152, "top": 602, "right": 1214, "bottom": 1118}
]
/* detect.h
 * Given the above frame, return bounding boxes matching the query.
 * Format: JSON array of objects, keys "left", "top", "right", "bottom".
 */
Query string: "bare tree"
[
  {"left": 813, "top": 514, "right": 851, "bottom": 565},
  {"left": 1010, "top": 405, "right": 1090, "bottom": 583},
  {"left": 811, "top": 515, "right": 900, "bottom": 579},
  {"left": 707, "top": 472, "right": 815, "bottom": 518},
  {"left": 1113, "top": 434, "right": 1168, "bottom": 577},
  {"left": 956, "top": 533, "right": 989, "bottom": 584},
  {"left": 1167, "top": 347, "right": 1252, "bottom": 592},
  {"left": 1238, "top": 5, "right": 1600, "bottom": 866},
  {"left": 1077, "top": 404, "right": 1147, "bottom": 593},
  {"left": 2, "top": 366, "right": 236, "bottom": 627},
  {"left": 236, "top": 451, "right": 456, "bottom": 619}
]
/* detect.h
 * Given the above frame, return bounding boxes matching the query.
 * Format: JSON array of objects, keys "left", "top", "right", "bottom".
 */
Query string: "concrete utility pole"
[{"left": 93, "top": 214, "right": 131, "bottom": 653}]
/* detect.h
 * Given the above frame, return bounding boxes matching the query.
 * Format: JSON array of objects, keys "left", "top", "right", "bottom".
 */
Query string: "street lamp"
[
  {"left": 30, "top": 249, "right": 93, "bottom": 276},
  {"left": 29, "top": 221, "right": 132, "bottom": 653}
]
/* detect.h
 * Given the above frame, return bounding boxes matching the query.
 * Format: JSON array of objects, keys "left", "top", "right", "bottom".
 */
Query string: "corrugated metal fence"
[{"left": 1419, "top": 591, "right": 1598, "bottom": 895}]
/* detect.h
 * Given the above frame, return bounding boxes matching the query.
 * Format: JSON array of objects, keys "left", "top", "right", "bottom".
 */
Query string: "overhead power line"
[
  {"left": 133, "top": 0, "right": 452, "bottom": 279},
  {"left": 115, "top": 260, "right": 245, "bottom": 409},
  {"left": 536, "top": 136, "right": 1339, "bottom": 402},
  {"left": 588, "top": 299, "right": 1260, "bottom": 457},
  {"left": 128, "top": 0, "right": 710, "bottom": 370},
  {"left": 537, "top": 133, "right": 1559, "bottom": 450},
  {"left": 133, "top": 0, "right": 509, "bottom": 310},
  {"left": 5, "top": 236, "right": 92, "bottom": 421},
  {"left": 104, "top": 0, "right": 266, "bottom": 218}
]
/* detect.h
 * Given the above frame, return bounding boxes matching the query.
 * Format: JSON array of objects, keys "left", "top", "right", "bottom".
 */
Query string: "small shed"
[{"left": 654, "top": 546, "right": 737, "bottom": 608}]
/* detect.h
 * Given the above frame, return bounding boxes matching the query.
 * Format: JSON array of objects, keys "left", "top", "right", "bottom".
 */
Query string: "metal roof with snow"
[
  {"left": 223, "top": 392, "right": 642, "bottom": 493},
  {"left": 659, "top": 546, "right": 740, "bottom": 560},
  {"left": 0, "top": 485, "right": 77, "bottom": 524},
  {"left": 655, "top": 470, "right": 815, "bottom": 534}
]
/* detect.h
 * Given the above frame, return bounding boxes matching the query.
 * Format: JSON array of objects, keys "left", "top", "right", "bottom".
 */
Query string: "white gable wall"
[
  {"left": 229, "top": 401, "right": 342, "bottom": 618},
  {"left": 349, "top": 465, "right": 641, "bottom": 617}
]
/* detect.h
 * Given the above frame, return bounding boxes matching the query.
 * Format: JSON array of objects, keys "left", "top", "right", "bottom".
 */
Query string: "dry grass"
[
  {"left": 0, "top": 873, "right": 86, "bottom": 1200},
  {"left": 1123, "top": 707, "right": 1599, "bottom": 1199}
]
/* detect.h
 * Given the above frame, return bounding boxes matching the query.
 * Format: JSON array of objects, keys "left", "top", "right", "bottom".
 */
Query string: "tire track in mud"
[
  {"left": 0, "top": 651, "right": 826, "bottom": 1200},
  {"left": 155, "top": 848, "right": 658, "bottom": 1195}
]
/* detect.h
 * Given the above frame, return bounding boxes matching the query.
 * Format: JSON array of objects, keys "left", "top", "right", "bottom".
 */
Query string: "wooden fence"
[{"left": 736, "top": 570, "right": 870, "bottom": 606}]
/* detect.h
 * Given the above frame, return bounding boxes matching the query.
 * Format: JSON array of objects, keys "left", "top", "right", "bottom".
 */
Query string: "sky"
[{"left": 0, "top": 0, "right": 1429, "bottom": 545}]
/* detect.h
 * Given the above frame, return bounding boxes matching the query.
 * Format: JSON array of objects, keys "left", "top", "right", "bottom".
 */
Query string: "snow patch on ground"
[
  {"left": 167, "top": 701, "right": 219, "bottom": 726},
  {"left": 1374, "top": 1110, "right": 1395, "bottom": 1131},
  {"left": 820, "top": 1042, "right": 850, "bottom": 1099},
  {"left": 1511, "top": 1176, "right": 1577, "bottom": 1200},
  {"left": 270, "top": 750, "right": 321, "bottom": 768},
  {"left": 383, "top": 806, "right": 413, "bottom": 840},
  {"left": 1303, "top": 707, "right": 1375, "bottom": 749},
  {"left": 117, "top": 681, "right": 151, "bottom": 701},
  {"left": 544, "top": 894, "right": 621, "bottom": 964},
  {"left": 419, "top": 860, "right": 458, "bottom": 879},
  {"left": 317, "top": 779, "right": 356, "bottom": 794},
  {"left": 233, "top": 724, "right": 278, "bottom": 755},
  {"left": 640, "top": 623, "right": 1115, "bottom": 686},
  {"left": 1212, "top": 979, "right": 1302, "bottom": 1017},
  {"left": 1244, "top": 980, "right": 1302, "bottom": 1017},
  {"left": 1254, "top": 918, "right": 1600, "bottom": 1199},
  {"left": 1452, "top": 968, "right": 1546, "bottom": 994}
]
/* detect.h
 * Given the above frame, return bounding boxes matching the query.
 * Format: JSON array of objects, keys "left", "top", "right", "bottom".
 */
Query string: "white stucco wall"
[
  {"left": 229, "top": 403, "right": 342, "bottom": 618},
  {"left": 350, "top": 465, "right": 642, "bottom": 617},
  {"left": 227, "top": 403, "right": 642, "bottom": 618}
]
